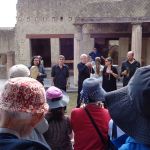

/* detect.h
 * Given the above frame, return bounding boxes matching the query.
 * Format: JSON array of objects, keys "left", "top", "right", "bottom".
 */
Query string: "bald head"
[
  {"left": 127, "top": 51, "right": 134, "bottom": 61},
  {"left": 80, "top": 54, "right": 88, "bottom": 64}
]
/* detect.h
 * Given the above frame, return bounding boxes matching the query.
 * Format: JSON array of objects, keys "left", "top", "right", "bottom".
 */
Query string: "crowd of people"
[{"left": 1, "top": 48, "right": 149, "bottom": 150}]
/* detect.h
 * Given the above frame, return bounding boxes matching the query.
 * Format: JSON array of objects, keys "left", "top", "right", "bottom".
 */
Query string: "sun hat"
[
  {"left": 80, "top": 77, "right": 106, "bottom": 104},
  {"left": 0, "top": 77, "right": 49, "bottom": 114},
  {"left": 8, "top": 64, "right": 30, "bottom": 78},
  {"left": 46, "top": 86, "right": 69, "bottom": 109},
  {"left": 105, "top": 65, "right": 150, "bottom": 145}
]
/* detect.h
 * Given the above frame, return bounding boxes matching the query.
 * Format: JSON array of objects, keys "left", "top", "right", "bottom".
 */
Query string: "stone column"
[
  {"left": 142, "top": 38, "right": 147, "bottom": 66},
  {"left": 0, "top": 53, "right": 7, "bottom": 65},
  {"left": 51, "top": 38, "right": 60, "bottom": 65},
  {"left": 82, "top": 25, "right": 94, "bottom": 54},
  {"left": 7, "top": 51, "right": 15, "bottom": 72},
  {"left": 74, "top": 24, "right": 83, "bottom": 86},
  {"left": 118, "top": 38, "right": 129, "bottom": 66},
  {"left": 131, "top": 23, "right": 142, "bottom": 64},
  {"left": 146, "top": 38, "right": 150, "bottom": 65}
]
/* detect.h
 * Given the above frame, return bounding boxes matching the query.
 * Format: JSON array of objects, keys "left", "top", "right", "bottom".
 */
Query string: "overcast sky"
[{"left": 0, "top": 0, "right": 17, "bottom": 27}]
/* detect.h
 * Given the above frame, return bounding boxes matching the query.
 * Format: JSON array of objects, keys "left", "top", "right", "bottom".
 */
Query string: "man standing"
[
  {"left": 89, "top": 47, "right": 101, "bottom": 61},
  {"left": 77, "top": 54, "right": 94, "bottom": 107},
  {"left": 51, "top": 55, "right": 69, "bottom": 91},
  {"left": 121, "top": 51, "right": 140, "bottom": 86}
]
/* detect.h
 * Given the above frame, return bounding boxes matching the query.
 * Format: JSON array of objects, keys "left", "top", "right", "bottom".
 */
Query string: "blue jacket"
[
  {"left": 0, "top": 133, "right": 50, "bottom": 150},
  {"left": 119, "top": 137, "right": 150, "bottom": 150}
]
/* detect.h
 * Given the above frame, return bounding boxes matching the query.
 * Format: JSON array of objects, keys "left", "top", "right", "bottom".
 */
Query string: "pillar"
[
  {"left": 118, "top": 38, "right": 129, "bottom": 66},
  {"left": 131, "top": 23, "right": 142, "bottom": 64},
  {"left": 7, "top": 51, "right": 15, "bottom": 72},
  {"left": 146, "top": 38, "right": 150, "bottom": 65},
  {"left": 51, "top": 38, "right": 60, "bottom": 65},
  {"left": 74, "top": 24, "right": 83, "bottom": 86},
  {"left": 82, "top": 26, "right": 94, "bottom": 54}
]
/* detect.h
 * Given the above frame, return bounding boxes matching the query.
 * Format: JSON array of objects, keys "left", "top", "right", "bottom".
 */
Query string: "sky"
[{"left": 0, "top": 0, "right": 17, "bottom": 27}]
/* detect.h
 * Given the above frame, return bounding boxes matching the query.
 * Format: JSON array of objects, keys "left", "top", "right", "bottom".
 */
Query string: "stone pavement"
[{"left": 0, "top": 76, "right": 123, "bottom": 92}]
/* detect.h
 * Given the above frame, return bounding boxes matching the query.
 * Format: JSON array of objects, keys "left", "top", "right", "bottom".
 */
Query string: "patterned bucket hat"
[{"left": 0, "top": 77, "right": 49, "bottom": 114}]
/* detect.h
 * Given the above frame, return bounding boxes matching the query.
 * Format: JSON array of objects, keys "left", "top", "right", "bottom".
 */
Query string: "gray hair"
[
  {"left": 80, "top": 54, "right": 87, "bottom": 59},
  {"left": 2, "top": 110, "right": 32, "bottom": 120}
]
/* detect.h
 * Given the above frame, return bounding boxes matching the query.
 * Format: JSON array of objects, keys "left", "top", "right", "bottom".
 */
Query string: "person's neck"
[
  {"left": 107, "top": 65, "right": 112, "bottom": 68},
  {"left": 0, "top": 127, "right": 20, "bottom": 138},
  {"left": 86, "top": 102, "right": 99, "bottom": 106},
  {"left": 128, "top": 59, "right": 135, "bottom": 64},
  {"left": 86, "top": 102, "right": 103, "bottom": 108},
  {"left": 59, "top": 64, "right": 64, "bottom": 68}
]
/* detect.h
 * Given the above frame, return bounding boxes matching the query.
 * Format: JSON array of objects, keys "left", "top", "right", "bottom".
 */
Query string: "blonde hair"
[{"left": 95, "top": 57, "right": 101, "bottom": 76}]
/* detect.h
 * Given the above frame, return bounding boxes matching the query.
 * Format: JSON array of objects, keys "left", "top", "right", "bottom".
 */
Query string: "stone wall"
[
  {"left": 13, "top": 0, "right": 150, "bottom": 65},
  {"left": 0, "top": 28, "right": 15, "bottom": 54}
]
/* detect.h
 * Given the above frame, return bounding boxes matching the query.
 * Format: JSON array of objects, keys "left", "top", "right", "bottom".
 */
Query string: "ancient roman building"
[{"left": 0, "top": 0, "right": 150, "bottom": 83}]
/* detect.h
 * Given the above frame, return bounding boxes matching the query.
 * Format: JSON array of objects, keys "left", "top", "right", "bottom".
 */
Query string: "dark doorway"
[
  {"left": 60, "top": 38, "right": 74, "bottom": 69},
  {"left": 30, "top": 38, "right": 51, "bottom": 67},
  {"left": 94, "top": 38, "right": 109, "bottom": 58}
]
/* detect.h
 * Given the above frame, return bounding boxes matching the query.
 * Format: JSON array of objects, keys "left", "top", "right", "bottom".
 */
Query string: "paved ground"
[
  {"left": 0, "top": 66, "right": 123, "bottom": 92},
  {"left": 0, "top": 76, "right": 123, "bottom": 92}
]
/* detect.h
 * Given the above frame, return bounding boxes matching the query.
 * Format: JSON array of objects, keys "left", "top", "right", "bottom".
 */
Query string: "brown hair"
[{"left": 47, "top": 107, "right": 65, "bottom": 122}]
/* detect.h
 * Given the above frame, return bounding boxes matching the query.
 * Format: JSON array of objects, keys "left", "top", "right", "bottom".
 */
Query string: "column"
[
  {"left": 146, "top": 38, "right": 150, "bottom": 65},
  {"left": 118, "top": 38, "right": 129, "bottom": 66},
  {"left": 51, "top": 38, "right": 60, "bottom": 65},
  {"left": 7, "top": 51, "right": 15, "bottom": 72},
  {"left": 82, "top": 26, "right": 94, "bottom": 54},
  {"left": 0, "top": 53, "right": 7, "bottom": 65},
  {"left": 74, "top": 24, "right": 83, "bottom": 86},
  {"left": 142, "top": 38, "right": 147, "bottom": 66},
  {"left": 131, "top": 23, "right": 142, "bottom": 64}
]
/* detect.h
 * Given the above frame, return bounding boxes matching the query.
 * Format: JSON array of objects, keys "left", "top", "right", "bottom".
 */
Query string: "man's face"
[
  {"left": 94, "top": 48, "right": 96, "bottom": 52},
  {"left": 81, "top": 56, "right": 88, "bottom": 64},
  {"left": 33, "top": 58, "right": 40, "bottom": 66},
  {"left": 105, "top": 59, "right": 111, "bottom": 66},
  {"left": 127, "top": 53, "right": 134, "bottom": 61},
  {"left": 58, "top": 57, "right": 65, "bottom": 65}
]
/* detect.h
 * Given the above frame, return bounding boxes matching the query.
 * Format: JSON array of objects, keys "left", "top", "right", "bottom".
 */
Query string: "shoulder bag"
[{"left": 84, "top": 107, "right": 117, "bottom": 150}]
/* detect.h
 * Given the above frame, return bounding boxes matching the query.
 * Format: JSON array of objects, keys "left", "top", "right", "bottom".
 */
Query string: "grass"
[{"left": 67, "top": 92, "right": 77, "bottom": 116}]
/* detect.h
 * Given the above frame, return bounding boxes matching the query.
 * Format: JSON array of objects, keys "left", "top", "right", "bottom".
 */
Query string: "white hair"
[
  {"left": 1, "top": 110, "right": 32, "bottom": 121},
  {"left": 80, "top": 54, "right": 87, "bottom": 59}
]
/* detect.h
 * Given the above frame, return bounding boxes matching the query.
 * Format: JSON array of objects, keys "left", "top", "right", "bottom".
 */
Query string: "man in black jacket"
[
  {"left": 51, "top": 55, "right": 69, "bottom": 92},
  {"left": 121, "top": 51, "right": 140, "bottom": 86},
  {"left": 77, "top": 54, "right": 94, "bottom": 107}
]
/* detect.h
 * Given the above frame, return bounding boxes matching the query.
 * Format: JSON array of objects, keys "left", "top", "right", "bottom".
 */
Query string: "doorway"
[
  {"left": 59, "top": 38, "right": 74, "bottom": 69},
  {"left": 30, "top": 38, "right": 51, "bottom": 67}
]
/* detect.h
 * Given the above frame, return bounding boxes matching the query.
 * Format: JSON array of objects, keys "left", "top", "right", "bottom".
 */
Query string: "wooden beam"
[{"left": 26, "top": 34, "right": 74, "bottom": 39}]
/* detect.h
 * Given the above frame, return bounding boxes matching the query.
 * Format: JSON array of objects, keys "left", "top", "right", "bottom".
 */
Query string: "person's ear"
[{"left": 30, "top": 113, "right": 44, "bottom": 128}]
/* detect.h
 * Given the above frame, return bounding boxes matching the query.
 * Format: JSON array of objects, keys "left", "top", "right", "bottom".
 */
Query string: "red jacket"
[{"left": 71, "top": 104, "right": 110, "bottom": 150}]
